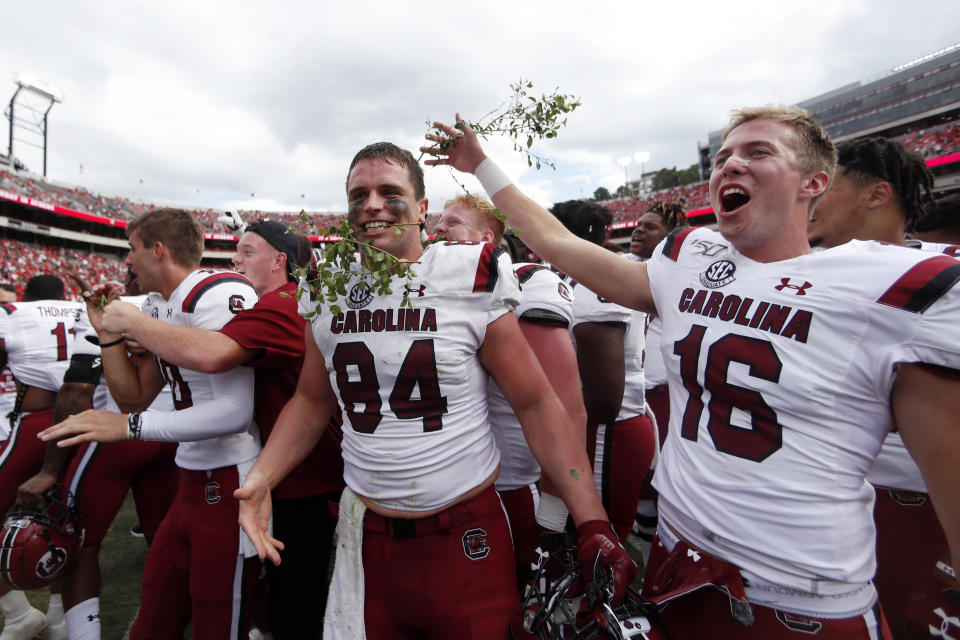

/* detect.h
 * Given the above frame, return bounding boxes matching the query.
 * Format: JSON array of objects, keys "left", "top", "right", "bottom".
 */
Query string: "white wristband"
[
  {"left": 475, "top": 157, "right": 513, "bottom": 197},
  {"left": 535, "top": 492, "right": 570, "bottom": 532}
]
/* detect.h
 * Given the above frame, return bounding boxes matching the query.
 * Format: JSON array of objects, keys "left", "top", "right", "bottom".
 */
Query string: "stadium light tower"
[
  {"left": 617, "top": 156, "right": 632, "bottom": 193},
  {"left": 634, "top": 151, "right": 650, "bottom": 193},
  {"left": 5, "top": 74, "right": 63, "bottom": 177}
]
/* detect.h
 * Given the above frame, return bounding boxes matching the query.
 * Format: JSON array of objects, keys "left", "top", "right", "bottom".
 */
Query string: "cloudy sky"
[{"left": 2, "top": 1, "right": 958, "bottom": 218}]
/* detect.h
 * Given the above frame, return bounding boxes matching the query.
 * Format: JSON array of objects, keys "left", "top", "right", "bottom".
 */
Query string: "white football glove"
[{"left": 217, "top": 211, "right": 247, "bottom": 234}]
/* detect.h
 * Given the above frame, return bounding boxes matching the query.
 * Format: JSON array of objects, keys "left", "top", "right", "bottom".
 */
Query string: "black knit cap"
[{"left": 246, "top": 220, "right": 300, "bottom": 275}]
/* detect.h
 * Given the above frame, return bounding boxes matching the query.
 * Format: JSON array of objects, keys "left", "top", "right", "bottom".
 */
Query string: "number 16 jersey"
[
  {"left": 301, "top": 241, "right": 520, "bottom": 513},
  {"left": 646, "top": 227, "right": 960, "bottom": 595}
]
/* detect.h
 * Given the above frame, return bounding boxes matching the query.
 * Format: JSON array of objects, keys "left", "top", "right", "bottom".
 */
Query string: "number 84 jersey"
[
  {"left": 646, "top": 227, "right": 960, "bottom": 591},
  {"left": 301, "top": 241, "right": 520, "bottom": 513}
]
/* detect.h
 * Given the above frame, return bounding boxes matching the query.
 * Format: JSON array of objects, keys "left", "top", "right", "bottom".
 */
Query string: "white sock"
[
  {"left": 631, "top": 499, "right": 659, "bottom": 564},
  {"left": 45, "top": 594, "right": 64, "bottom": 623},
  {"left": 0, "top": 591, "right": 32, "bottom": 619},
  {"left": 64, "top": 598, "right": 100, "bottom": 640}
]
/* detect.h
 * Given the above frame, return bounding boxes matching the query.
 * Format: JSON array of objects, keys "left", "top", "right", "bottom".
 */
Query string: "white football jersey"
[
  {"left": 68, "top": 297, "right": 172, "bottom": 413},
  {"left": 300, "top": 241, "right": 519, "bottom": 512},
  {"left": 142, "top": 270, "right": 259, "bottom": 470},
  {"left": 868, "top": 244, "right": 960, "bottom": 493},
  {"left": 487, "top": 263, "right": 574, "bottom": 490},
  {"left": 646, "top": 227, "right": 960, "bottom": 605},
  {"left": 569, "top": 274, "right": 647, "bottom": 422},
  {"left": 1, "top": 300, "right": 84, "bottom": 392},
  {"left": 643, "top": 316, "right": 667, "bottom": 388},
  {"left": 910, "top": 239, "right": 960, "bottom": 257}
]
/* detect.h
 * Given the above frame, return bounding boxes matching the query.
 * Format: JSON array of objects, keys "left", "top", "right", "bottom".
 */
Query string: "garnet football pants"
[
  {"left": 642, "top": 535, "right": 893, "bottom": 639},
  {"left": 129, "top": 466, "right": 258, "bottom": 640},
  {"left": 498, "top": 483, "right": 547, "bottom": 591},
  {"left": 873, "top": 487, "right": 959, "bottom": 639},
  {"left": 0, "top": 408, "right": 56, "bottom": 513},
  {"left": 65, "top": 440, "right": 178, "bottom": 546},
  {"left": 361, "top": 485, "right": 519, "bottom": 639},
  {"left": 587, "top": 413, "right": 657, "bottom": 542}
]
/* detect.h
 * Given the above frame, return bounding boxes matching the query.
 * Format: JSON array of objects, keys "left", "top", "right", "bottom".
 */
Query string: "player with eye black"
[
  {"left": 428, "top": 107, "right": 960, "bottom": 638},
  {"left": 234, "top": 142, "right": 634, "bottom": 639}
]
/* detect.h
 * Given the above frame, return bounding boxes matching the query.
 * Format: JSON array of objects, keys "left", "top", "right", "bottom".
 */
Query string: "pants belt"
[{"left": 360, "top": 485, "right": 499, "bottom": 540}]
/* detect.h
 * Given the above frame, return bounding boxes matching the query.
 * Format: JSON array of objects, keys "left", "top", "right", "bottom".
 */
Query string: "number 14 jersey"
[
  {"left": 301, "top": 241, "right": 520, "bottom": 513},
  {"left": 646, "top": 227, "right": 960, "bottom": 593}
]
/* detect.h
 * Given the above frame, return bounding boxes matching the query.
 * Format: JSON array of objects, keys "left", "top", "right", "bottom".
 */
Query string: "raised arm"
[
  {"left": 102, "top": 299, "right": 251, "bottom": 374},
  {"left": 894, "top": 362, "right": 960, "bottom": 582},
  {"left": 423, "top": 114, "right": 656, "bottom": 313}
]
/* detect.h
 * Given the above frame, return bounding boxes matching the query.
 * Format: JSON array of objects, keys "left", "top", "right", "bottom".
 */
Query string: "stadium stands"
[
  {"left": 0, "top": 113, "right": 958, "bottom": 243},
  {"left": 0, "top": 237, "right": 126, "bottom": 300}
]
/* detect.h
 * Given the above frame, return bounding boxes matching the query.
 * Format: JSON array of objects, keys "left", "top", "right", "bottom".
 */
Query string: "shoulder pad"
[{"left": 181, "top": 272, "right": 254, "bottom": 313}]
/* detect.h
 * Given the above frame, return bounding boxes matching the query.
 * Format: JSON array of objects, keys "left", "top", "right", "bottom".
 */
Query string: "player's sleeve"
[
  {"left": 63, "top": 313, "right": 102, "bottom": 385},
  {"left": 462, "top": 242, "right": 521, "bottom": 326},
  {"left": 514, "top": 265, "right": 574, "bottom": 327},
  {"left": 219, "top": 291, "right": 303, "bottom": 368},
  {"left": 188, "top": 276, "right": 258, "bottom": 330},
  {"left": 885, "top": 257, "right": 960, "bottom": 371},
  {"left": 137, "top": 368, "right": 254, "bottom": 441},
  {"left": 571, "top": 282, "right": 630, "bottom": 327}
]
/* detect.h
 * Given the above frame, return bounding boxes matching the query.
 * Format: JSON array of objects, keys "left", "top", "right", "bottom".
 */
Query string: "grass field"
[{"left": 1, "top": 492, "right": 147, "bottom": 639}]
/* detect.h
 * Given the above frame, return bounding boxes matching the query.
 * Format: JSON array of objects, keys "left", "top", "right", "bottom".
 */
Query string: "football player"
[
  {"left": 427, "top": 107, "right": 960, "bottom": 638},
  {"left": 0, "top": 275, "right": 83, "bottom": 640},
  {"left": 435, "top": 193, "right": 587, "bottom": 590},
  {"left": 913, "top": 192, "right": 960, "bottom": 246},
  {"left": 626, "top": 201, "right": 687, "bottom": 562},
  {"left": 549, "top": 200, "right": 657, "bottom": 544},
  {"left": 39, "top": 209, "right": 261, "bottom": 639},
  {"left": 806, "top": 136, "right": 959, "bottom": 638},
  {"left": 0, "top": 283, "right": 18, "bottom": 445},
  {"left": 91, "top": 220, "right": 344, "bottom": 640},
  {"left": 235, "top": 142, "right": 633, "bottom": 639},
  {"left": 17, "top": 270, "right": 178, "bottom": 640}
]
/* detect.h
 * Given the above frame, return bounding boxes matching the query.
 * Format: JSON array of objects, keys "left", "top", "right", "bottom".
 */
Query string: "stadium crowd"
[
  {"left": 3, "top": 119, "right": 959, "bottom": 239},
  {"left": 0, "top": 238, "right": 126, "bottom": 300},
  {"left": 0, "top": 104, "right": 958, "bottom": 640}
]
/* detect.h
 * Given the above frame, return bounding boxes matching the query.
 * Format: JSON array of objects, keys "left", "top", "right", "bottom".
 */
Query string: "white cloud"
[{"left": 2, "top": 0, "right": 957, "bottom": 213}]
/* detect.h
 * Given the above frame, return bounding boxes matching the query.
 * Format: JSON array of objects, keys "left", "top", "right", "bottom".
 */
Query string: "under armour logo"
[
  {"left": 87, "top": 614, "right": 100, "bottom": 622},
  {"left": 531, "top": 546, "right": 550, "bottom": 570},
  {"left": 686, "top": 548, "right": 701, "bottom": 562},
  {"left": 775, "top": 278, "right": 812, "bottom": 295},
  {"left": 930, "top": 607, "right": 960, "bottom": 639},
  {"left": 403, "top": 284, "right": 427, "bottom": 298}
]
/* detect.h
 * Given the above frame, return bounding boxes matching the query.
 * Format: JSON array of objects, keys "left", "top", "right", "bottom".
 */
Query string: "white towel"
[{"left": 323, "top": 486, "right": 367, "bottom": 640}]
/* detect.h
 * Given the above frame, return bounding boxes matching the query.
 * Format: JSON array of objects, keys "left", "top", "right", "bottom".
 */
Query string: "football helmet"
[
  {"left": 511, "top": 532, "right": 666, "bottom": 640},
  {"left": 0, "top": 484, "right": 84, "bottom": 590}
]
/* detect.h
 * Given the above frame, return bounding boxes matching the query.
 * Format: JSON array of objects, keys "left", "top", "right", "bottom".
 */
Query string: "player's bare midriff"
[
  {"left": 359, "top": 467, "right": 499, "bottom": 519},
  {"left": 17, "top": 383, "right": 57, "bottom": 413}
]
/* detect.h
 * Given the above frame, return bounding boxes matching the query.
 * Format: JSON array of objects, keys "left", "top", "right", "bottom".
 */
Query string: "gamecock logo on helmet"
[
  {"left": 35, "top": 547, "right": 68, "bottom": 579},
  {"left": 0, "top": 484, "right": 83, "bottom": 591}
]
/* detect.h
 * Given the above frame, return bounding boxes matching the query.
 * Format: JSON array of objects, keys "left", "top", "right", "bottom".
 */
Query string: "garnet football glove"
[{"left": 576, "top": 519, "right": 637, "bottom": 606}]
